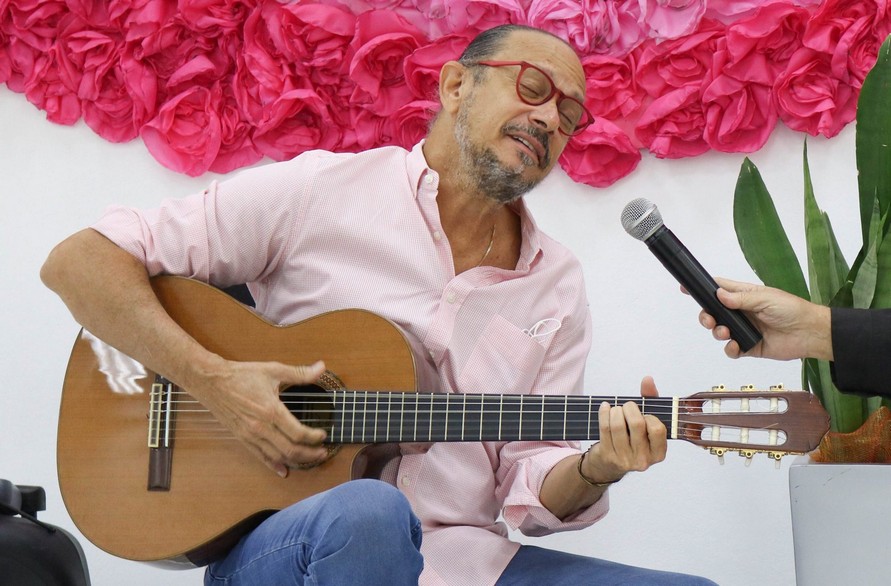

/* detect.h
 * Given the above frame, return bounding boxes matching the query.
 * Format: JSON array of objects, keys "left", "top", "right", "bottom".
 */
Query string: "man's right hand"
[{"left": 187, "top": 358, "right": 330, "bottom": 478}]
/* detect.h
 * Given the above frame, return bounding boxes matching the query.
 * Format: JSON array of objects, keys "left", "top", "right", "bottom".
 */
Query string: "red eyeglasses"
[{"left": 473, "top": 60, "right": 594, "bottom": 136}]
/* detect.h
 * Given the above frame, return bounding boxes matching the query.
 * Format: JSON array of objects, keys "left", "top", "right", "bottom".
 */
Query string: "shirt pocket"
[{"left": 457, "top": 314, "right": 547, "bottom": 395}]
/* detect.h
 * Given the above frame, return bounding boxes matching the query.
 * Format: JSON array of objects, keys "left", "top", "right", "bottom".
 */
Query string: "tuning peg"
[
  {"left": 710, "top": 447, "right": 726, "bottom": 465},
  {"left": 769, "top": 384, "right": 784, "bottom": 391},
  {"left": 711, "top": 384, "right": 726, "bottom": 391},
  {"left": 739, "top": 384, "right": 755, "bottom": 392}
]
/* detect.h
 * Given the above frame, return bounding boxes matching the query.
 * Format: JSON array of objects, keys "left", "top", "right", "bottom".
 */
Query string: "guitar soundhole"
[{"left": 281, "top": 369, "right": 345, "bottom": 467}]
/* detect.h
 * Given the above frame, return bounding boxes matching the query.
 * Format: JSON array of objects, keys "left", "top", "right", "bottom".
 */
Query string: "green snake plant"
[{"left": 732, "top": 34, "right": 891, "bottom": 433}]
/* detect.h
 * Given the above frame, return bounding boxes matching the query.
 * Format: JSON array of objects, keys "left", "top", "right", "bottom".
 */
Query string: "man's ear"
[{"left": 439, "top": 61, "right": 469, "bottom": 114}]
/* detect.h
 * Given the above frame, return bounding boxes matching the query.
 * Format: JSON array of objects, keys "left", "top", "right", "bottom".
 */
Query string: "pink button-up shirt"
[{"left": 93, "top": 142, "right": 606, "bottom": 585}]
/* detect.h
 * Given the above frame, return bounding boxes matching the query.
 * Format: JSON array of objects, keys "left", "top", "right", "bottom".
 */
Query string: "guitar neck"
[{"left": 305, "top": 391, "right": 677, "bottom": 444}]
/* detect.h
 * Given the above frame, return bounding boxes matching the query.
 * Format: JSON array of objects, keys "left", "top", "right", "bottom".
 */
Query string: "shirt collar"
[{"left": 407, "top": 140, "right": 434, "bottom": 197}]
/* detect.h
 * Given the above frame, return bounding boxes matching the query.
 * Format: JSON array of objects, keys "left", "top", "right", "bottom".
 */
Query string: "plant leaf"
[
  {"left": 815, "top": 360, "right": 867, "bottom": 433},
  {"left": 851, "top": 197, "right": 882, "bottom": 308},
  {"left": 872, "top": 222, "right": 891, "bottom": 308},
  {"left": 734, "top": 158, "right": 810, "bottom": 300},
  {"left": 856, "top": 34, "right": 891, "bottom": 244},
  {"left": 804, "top": 144, "right": 850, "bottom": 305}
]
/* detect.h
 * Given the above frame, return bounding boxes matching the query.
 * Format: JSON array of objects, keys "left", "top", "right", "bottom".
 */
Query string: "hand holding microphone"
[{"left": 620, "top": 198, "right": 762, "bottom": 353}]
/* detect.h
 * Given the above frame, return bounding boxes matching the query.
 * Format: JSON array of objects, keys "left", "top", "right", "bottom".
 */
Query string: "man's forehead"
[{"left": 494, "top": 31, "right": 586, "bottom": 97}]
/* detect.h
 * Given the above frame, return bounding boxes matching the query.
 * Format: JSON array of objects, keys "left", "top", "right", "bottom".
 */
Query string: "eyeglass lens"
[{"left": 517, "top": 66, "right": 586, "bottom": 135}]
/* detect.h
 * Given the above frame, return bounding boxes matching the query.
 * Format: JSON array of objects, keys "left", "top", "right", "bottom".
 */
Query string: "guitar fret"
[
  {"left": 462, "top": 394, "right": 467, "bottom": 441},
  {"left": 386, "top": 393, "right": 392, "bottom": 442},
  {"left": 332, "top": 390, "right": 339, "bottom": 442},
  {"left": 563, "top": 395, "right": 568, "bottom": 440},
  {"left": 413, "top": 394, "right": 419, "bottom": 442},
  {"left": 400, "top": 393, "right": 405, "bottom": 442},
  {"left": 539, "top": 396, "right": 545, "bottom": 440},
  {"left": 480, "top": 395, "right": 485, "bottom": 441},
  {"left": 518, "top": 395, "right": 523, "bottom": 440},
  {"left": 498, "top": 395, "right": 504, "bottom": 441},
  {"left": 444, "top": 394, "right": 449, "bottom": 441},
  {"left": 362, "top": 392, "right": 368, "bottom": 442},
  {"left": 350, "top": 393, "right": 359, "bottom": 442},
  {"left": 428, "top": 394, "right": 434, "bottom": 442},
  {"left": 592, "top": 396, "right": 597, "bottom": 440}
]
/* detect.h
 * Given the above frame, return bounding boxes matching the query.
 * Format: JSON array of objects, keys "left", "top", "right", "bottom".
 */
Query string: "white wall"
[{"left": 0, "top": 85, "right": 861, "bottom": 585}]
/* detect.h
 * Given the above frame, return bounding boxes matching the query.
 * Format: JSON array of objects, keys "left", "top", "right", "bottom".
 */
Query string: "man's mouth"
[{"left": 505, "top": 128, "right": 549, "bottom": 168}]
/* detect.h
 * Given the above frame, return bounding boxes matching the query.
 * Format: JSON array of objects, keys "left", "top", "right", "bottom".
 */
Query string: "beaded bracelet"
[{"left": 577, "top": 450, "right": 621, "bottom": 488}]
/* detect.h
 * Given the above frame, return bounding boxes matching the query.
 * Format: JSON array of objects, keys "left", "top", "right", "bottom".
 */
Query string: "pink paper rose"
[
  {"left": 528, "top": 0, "right": 645, "bottom": 58},
  {"left": 234, "top": 5, "right": 301, "bottom": 126},
  {"left": 386, "top": 99, "right": 438, "bottom": 149},
  {"left": 81, "top": 64, "right": 148, "bottom": 143},
  {"left": 24, "top": 47, "right": 82, "bottom": 125},
  {"left": 723, "top": 2, "right": 811, "bottom": 85},
  {"left": 347, "top": 11, "right": 428, "bottom": 116},
  {"left": 1, "top": 0, "right": 66, "bottom": 90},
  {"left": 803, "top": 0, "right": 891, "bottom": 85},
  {"left": 261, "top": 1, "right": 355, "bottom": 85},
  {"left": 641, "top": 0, "right": 707, "bottom": 42},
  {"left": 404, "top": 33, "right": 474, "bottom": 101},
  {"left": 2, "top": 38, "right": 40, "bottom": 92},
  {"left": 178, "top": 0, "right": 256, "bottom": 36},
  {"left": 252, "top": 87, "right": 341, "bottom": 161},
  {"left": 141, "top": 83, "right": 223, "bottom": 176},
  {"left": 439, "top": 0, "right": 527, "bottom": 37},
  {"left": 133, "top": 18, "right": 233, "bottom": 106},
  {"left": 774, "top": 46, "right": 856, "bottom": 138},
  {"left": 2, "top": 0, "right": 68, "bottom": 53},
  {"left": 706, "top": 0, "right": 821, "bottom": 23},
  {"left": 635, "top": 21, "right": 725, "bottom": 96},
  {"left": 338, "top": 107, "right": 389, "bottom": 153},
  {"left": 701, "top": 41, "right": 778, "bottom": 153},
  {"left": 51, "top": 18, "right": 159, "bottom": 142},
  {"left": 208, "top": 82, "right": 261, "bottom": 174},
  {"left": 581, "top": 52, "right": 643, "bottom": 120},
  {"left": 0, "top": 36, "right": 10, "bottom": 86},
  {"left": 635, "top": 84, "right": 709, "bottom": 158},
  {"left": 559, "top": 118, "right": 641, "bottom": 188}
]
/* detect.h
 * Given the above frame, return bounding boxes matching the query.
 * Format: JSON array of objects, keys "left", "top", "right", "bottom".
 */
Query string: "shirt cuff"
[{"left": 501, "top": 446, "right": 609, "bottom": 537}]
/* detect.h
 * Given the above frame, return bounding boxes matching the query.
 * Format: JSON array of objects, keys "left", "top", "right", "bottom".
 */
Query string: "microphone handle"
[{"left": 646, "top": 227, "right": 762, "bottom": 352}]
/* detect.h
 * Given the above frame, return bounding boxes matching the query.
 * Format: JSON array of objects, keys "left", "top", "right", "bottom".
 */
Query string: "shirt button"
[
  {"left": 424, "top": 175, "right": 434, "bottom": 185},
  {"left": 433, "top": 231, "right": 442, "bottom": 241},
  {"left": 401, "top": 476, "right": 412, "bottom": 486},
  {"left": 446, "top": 291, "right": 456, "bottom": 304},
  {"left": 428, "top": 349, "right": 435, "bottom": 359}
]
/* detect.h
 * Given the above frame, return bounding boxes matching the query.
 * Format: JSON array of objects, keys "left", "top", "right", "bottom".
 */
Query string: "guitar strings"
[{"left": 148, "top": 391, "right": 787, "bottom": 446}]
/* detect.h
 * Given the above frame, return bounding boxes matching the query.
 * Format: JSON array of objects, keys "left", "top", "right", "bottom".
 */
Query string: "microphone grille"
[{"left": 621, "top": 198, "right": 663, "bottom": 241}]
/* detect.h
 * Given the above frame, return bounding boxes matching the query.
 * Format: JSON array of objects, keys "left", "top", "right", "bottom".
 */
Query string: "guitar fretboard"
[{"left": 322, "top": 391, "right": 676, "bottom": 443}]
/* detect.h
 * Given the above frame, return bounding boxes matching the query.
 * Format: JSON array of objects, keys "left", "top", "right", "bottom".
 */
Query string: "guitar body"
[{"left": 57, "top": 276, "right": 418, "bottom": 567}]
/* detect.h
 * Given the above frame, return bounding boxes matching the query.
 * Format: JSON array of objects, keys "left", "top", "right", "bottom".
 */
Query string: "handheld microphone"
[{"left": 620, "top": 198, "right": 762, "bottom": 352}]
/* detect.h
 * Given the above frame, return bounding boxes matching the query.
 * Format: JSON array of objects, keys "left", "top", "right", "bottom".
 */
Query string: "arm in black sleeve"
[{"left": 830, "top": 307, "right": 891, "bottom": 398}]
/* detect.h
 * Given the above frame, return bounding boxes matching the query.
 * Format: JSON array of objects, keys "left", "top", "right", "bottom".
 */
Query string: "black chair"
[{"left": 0, "top": 479, "right": 91, "bottom": 585}]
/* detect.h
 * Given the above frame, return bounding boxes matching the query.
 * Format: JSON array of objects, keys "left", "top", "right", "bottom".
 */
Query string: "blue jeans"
[
  {"left": 204, "top": 479, "right": 423, "bottom": 586},
  {"left": 496, "top": 545, "right": 719, "bottom": 586},
  {"left": 205, "top": 479, "right": 716, "bottom": 586}
]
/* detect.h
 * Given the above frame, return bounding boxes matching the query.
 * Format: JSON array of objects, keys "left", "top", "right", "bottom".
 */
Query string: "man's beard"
[{"left": 453, "top": 104, "right": 548, "bottom": 205}]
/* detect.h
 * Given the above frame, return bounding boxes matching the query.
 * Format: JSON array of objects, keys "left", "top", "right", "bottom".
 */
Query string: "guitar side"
[{"left": 56, "top": 276, "right": 418, "bottom": 566}]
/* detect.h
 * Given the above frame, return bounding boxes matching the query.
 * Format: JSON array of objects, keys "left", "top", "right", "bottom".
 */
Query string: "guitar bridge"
[{"left": 147, "top": 375, "right": 176, "bottom": 491}]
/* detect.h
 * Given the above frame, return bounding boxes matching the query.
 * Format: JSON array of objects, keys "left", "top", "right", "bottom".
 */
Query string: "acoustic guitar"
[{"left": 57, "top": 276, "right": 830, "bottom": 568}]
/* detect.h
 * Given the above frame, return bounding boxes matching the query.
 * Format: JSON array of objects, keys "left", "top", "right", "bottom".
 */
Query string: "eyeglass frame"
[{"left": 469, "top": 60, "right": 594, "bottom": 137}]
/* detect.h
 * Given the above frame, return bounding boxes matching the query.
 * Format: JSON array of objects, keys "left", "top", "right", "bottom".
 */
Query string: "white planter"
[{"left": 789, "top": 455, "right": 891, "bottom": 585}]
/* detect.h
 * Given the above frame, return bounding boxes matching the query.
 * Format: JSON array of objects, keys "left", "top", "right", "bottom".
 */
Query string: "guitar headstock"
[{"left": 677, "top": 385, "right": 830, "bottom": 465}]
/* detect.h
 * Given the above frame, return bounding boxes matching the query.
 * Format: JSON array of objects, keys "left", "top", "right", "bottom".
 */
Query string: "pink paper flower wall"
[{"left": 2, "top": 0, "right": 889, "bottom": 187}]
